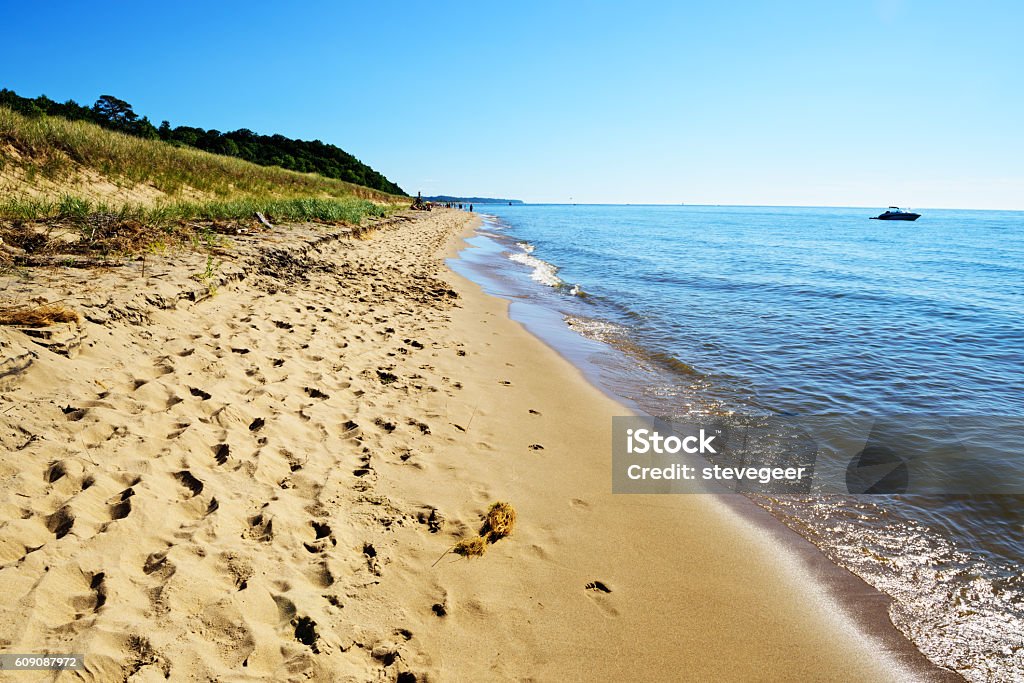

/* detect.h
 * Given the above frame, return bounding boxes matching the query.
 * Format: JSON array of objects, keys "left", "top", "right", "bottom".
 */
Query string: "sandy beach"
[{"left": 0, "top": 209, "right": 959, "bottom": 681}]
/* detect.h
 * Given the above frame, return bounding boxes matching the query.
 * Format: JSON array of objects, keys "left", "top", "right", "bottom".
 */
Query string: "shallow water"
[{"left": 451, "top": 204, "right": 1024, "bottom": 681}]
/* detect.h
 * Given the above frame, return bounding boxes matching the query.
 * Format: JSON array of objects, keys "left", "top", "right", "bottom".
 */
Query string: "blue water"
[{"left": 453, "top": 204, "right": 1024, "bottom": 681}]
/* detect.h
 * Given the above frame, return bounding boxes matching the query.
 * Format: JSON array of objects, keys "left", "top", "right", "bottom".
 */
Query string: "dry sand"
[{"left": 0, "top": 210, "right": 958, "bottom": 681}]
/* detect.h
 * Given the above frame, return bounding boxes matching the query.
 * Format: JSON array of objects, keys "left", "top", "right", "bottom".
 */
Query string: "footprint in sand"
[
  {"left": 167, "top": 421, "right": 190, "bottom": 439},
  {"left": 246, "top": 512, "right": 274, "bottom": 542},
  {"left": 142, "top": 549, "right": 171, "bottom": 576},
  {"left": 585, "top": 581, "right": 619, "bottom": 617},
  {"left": 408, "top": 419, "right": 431, "bottom": 435},
  {"left": 189, "top": 386, "right": 212, "bottom": 400},
  {"left": 46, "top": 506, "right": 75, "bottom": 539},
  {"left": 213, "top": 443, "right": 230, "bottom": 465},
  {"left": 292, "top": 615, "right": 320, "bottom": 653},
  {"left": 62, "top": 405, "right": 87, "bottom": 421},
  {"left": 304, "top": 386, "right": 330, "bottom": 400},
  {"left": 173, "top": 470, "right": 204, "bottom": 497},
  {"left": 90, "top": 572, "right": 107, "bottom": 610},
  {"left": 108, "top": 488, "right": 134, "bottom": 520},
  {"left": 353, "top": 451, "right": 373, "bottom": 478},
  {"left": 45, "top": 461, "right": 68, "bottom": 483}
]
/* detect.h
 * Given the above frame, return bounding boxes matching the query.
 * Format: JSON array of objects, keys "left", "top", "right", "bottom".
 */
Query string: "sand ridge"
[{"left": 0, "top": 209, "right": 957, "bottom": 681}]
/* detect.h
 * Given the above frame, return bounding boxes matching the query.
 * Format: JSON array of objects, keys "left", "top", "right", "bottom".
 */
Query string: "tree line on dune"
[{"left": 0, "top": 88, "right": 406, "bottom": 196}]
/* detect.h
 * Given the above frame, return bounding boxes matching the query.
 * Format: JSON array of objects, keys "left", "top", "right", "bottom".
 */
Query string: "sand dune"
[{"left": 0, "top": 210, "right": 957, "bottom": 681}]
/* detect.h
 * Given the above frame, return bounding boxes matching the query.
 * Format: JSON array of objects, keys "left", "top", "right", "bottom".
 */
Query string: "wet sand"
[{"left": 0, "top": 209, "right": 957, "bottom": 681}]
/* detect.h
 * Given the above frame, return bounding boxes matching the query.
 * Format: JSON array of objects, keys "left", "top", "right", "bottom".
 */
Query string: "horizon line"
[{"left": 464, "top": 202, "right": 1023, "bottom": 212}]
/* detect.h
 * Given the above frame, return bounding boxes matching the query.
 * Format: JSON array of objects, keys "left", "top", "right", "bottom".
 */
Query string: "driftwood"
[
  {"left": 0, "top": 238, "right": 26, "bottom": 258},
  {"left": 13, "top": 254, "right": 127, "bottom": 268},
  {"left": 255, "top": 212, "right": 274, "bottom": 230}
]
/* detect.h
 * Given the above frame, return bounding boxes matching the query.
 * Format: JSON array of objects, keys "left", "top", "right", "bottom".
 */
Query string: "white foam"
[
  {"left": 507, "top": 243, "right": 584, "bottom": 295},
  {"left": 509, "top": 251, "right": 562, "bottom": 286}
]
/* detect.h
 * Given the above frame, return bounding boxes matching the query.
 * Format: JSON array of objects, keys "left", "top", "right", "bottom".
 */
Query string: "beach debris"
[
  {"left": 586, "top": 581, "right": 612, "bottom": 593},
  {"left": 254, "top": 212, "right": 274, "bottom": 230},
  {"left": 481, "top": 501, "right": 516, "bottom": 541},
  {"left": 433, "top": 501, "right": 517, "bottom": 565},
  {"left": 452, "top": 537, "right": 486, "bottom": 558},
  {"left": 0, "top": 303, "right": 79, "bottom": 327},
  {"left": 0, "top": 236, "right": 24, "bottom": 258},
  {"left": 410, "top": 191, "right": 431, "bottom": 211}
]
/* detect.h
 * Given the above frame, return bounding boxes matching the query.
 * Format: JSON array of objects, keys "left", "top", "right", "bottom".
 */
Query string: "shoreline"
[
  {"left": 445, "top": 211, "right": 961, "bottom": 682},
  {"left": 0, "top": 209, "right": 957, "bottom": 680}
]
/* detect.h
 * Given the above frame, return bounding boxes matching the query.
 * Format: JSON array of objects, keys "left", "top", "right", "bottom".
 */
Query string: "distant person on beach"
[{"left": 469, "top": 204, "right": 474, "bottom": 212}]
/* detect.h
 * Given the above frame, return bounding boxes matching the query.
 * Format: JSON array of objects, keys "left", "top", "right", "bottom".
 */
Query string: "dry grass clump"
[
  {"left": 452, "top": 537, "right": 487, "bottom": 558},
  {"left": 434, "top": 501, "right": 517, "bottom": 565},
  {"left": 481, "top": 501, "right": 517, "bottom": 542},
  {"left": 0, "top": 303, "right": 79, "bottom": 327}
]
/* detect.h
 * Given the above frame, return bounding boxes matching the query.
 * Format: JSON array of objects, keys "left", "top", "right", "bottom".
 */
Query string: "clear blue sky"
[{"left": 4, "top": 1, "right": 1022, "bottom": 208}]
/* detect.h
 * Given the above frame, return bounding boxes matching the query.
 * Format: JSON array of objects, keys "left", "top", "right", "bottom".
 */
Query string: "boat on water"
[{"left": 871, "top": 206, "right": 920, "bottom": 221}]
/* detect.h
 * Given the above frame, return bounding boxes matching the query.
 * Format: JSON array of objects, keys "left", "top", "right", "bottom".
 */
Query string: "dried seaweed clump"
[
  {"left": 434, "top": 501, "right": 517, "bottom": 565},
  {"left": 0, "top": 303, "right": 79, "bottom": 327},
  {"left": 481, "top": 501, "right": 516, "bottom": 542},
  {"left": 452, "top": 537, "right": 487, "bottom": 558}
]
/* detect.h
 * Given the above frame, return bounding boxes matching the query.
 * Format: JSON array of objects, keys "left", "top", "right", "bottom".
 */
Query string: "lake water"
[{"left": 451, "top": 204, "right": 1024, "bottom": 682}]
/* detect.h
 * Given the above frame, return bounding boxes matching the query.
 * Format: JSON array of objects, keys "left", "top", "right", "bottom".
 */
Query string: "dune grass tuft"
[{"left": 0, "top": 303, "right": 79, "bottom": 327}]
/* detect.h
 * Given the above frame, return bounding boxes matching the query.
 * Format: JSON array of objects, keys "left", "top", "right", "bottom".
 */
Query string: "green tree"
[{"left": 92, "top": 95, "right": 139, "bottom": 128}]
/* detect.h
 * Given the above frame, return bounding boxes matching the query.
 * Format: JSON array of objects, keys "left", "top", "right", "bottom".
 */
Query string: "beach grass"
[
  {"left": 0, "top": 106, "right": 406, "bottom": 255},
  {"left": 0, "top": 195, "right": 392, "bottom": 226},
  {"left": 0, "top": 107, "right": 402, "bottom": 203}
]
